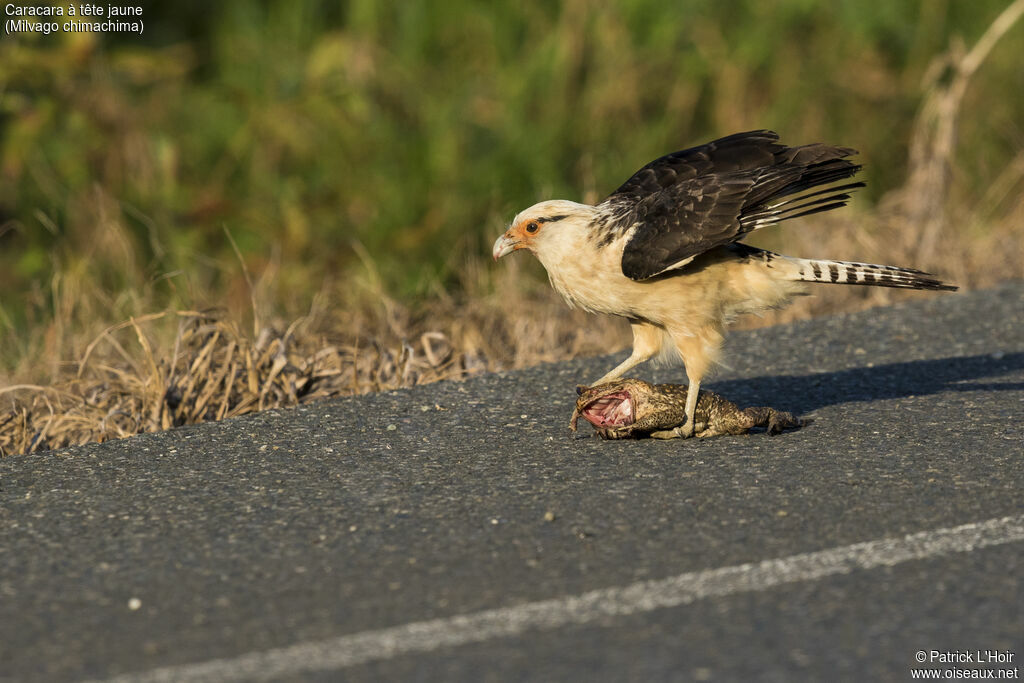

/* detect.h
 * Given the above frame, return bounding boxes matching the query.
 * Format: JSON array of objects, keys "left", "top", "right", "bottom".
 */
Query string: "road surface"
[{"left": 1, "top": 283, "right": 1021, "bottom": 682}]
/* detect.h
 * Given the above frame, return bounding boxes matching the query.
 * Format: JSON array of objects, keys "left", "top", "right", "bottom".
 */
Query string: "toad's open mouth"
[{"left": 581, "top": 391, "right": 634, "bottom": 428}]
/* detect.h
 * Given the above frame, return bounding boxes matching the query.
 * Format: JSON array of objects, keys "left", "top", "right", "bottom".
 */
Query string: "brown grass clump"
[{"left": 0, "top": 311, "right": 461, "bottom": 454}]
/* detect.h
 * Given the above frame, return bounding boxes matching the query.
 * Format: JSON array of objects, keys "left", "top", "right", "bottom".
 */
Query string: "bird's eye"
[{"left": 526, "top": 222, "right": 539, "bottom": 233}]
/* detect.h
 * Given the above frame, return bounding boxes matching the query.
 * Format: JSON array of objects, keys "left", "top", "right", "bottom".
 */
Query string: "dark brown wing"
[{"left": 600, "top": 130, "right": 863, "bottom": 281}]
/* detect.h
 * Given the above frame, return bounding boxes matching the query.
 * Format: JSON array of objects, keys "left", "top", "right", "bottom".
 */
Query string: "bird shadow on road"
[{"left": 703, "top": 351, "right": 1024, "bottom": 415}]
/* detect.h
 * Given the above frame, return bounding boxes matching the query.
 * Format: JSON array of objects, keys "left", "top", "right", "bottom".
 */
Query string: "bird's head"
[{"left": 492, "top": 200, "right": 593, "bottom": 261}]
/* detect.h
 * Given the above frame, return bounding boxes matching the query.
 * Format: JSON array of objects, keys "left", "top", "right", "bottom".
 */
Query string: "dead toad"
[{"left": 572, "top": 378, "right": 805, "bottom": 440}]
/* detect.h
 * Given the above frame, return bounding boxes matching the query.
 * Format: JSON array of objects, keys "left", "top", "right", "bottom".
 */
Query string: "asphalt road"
[{"left": 1, "top": 283, "right": 1022, "bottom": 683}]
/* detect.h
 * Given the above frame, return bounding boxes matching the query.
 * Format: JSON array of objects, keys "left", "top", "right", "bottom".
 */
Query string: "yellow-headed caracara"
[{"left": 492, "top": 130, "right": 957, "bottom": 437}]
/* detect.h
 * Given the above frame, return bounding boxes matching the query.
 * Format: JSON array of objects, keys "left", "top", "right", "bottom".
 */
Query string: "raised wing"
[
  {"left": 600, "top": 130, "right": 863, "bottom": 281},
  {"left": 605, "top": 130, "right": 785, "bottom": 201}
]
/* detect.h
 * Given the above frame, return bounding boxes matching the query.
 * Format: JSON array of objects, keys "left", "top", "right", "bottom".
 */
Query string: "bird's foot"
[
  {"left": 650, "top": 419, "right": 705, "bottom": 440},
  {"left": 676, "top": 418, "right": 695, "bottom": 439}
]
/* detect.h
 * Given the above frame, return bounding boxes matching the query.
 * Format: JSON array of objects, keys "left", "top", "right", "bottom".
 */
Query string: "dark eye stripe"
[{"left": 535, "top": 215, "right": 568, "bottom": 224}]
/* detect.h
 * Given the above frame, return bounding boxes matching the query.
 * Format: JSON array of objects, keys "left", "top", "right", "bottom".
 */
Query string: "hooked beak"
[{"left": 492, "top": 232, "right": 518, "bottom": 261}]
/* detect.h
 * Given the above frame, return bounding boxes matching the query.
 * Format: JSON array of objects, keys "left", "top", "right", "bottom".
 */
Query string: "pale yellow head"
[{"left": 491, "top": 200, "right": 595, "bottom": 260}]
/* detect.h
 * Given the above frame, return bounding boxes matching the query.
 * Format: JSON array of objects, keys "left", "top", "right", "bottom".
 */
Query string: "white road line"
[{"left": 92, "top": 514, "right": 1024, "bottom": 683}]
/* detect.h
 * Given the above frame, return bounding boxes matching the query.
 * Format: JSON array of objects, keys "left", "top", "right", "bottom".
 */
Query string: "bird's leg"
[
  {"left": 677, "top": 376, "right": 701, "bottom": 438},
  {"left": 670, "top": 326, "right": 721, "bottom": 440},
  {"left": 588, "top": 321, "right": 663, "bottom": 387},
  {"left": 589, "top": 351, "right": 648, "bottom": 387}
]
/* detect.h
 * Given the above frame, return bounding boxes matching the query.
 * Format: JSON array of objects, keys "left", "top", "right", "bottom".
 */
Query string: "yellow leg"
[
  {"left": 670, "top": 326, "right": 721, "bottom": 440},
  {"left": 590, "top": 321, "right": 664, "bottom": 385},
  {"left": 678, "top": 375, "right": 700, "bottom": 438}
]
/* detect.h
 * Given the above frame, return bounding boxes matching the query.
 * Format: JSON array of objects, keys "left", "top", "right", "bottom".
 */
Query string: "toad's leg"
[{"left": 742, "top": 406, "right": 804, "bottom": 435}]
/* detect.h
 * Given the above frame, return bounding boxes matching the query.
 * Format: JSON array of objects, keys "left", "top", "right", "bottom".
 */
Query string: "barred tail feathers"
[
  {"left": 778, "top": 255, "right": 958, "bottom": 291},
  {"left": 739, "top": 246, "right": 958, "bottom": 291}
]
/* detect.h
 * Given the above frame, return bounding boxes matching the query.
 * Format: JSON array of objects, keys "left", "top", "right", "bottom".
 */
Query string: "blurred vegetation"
[{"left": 1, "top": 0, "right": 1023, "bottom": 386}]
